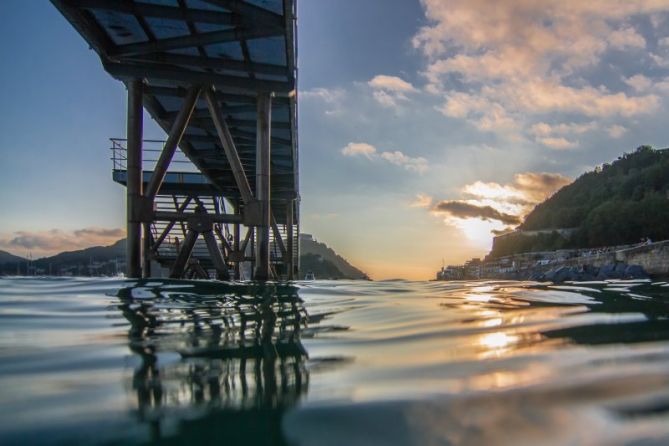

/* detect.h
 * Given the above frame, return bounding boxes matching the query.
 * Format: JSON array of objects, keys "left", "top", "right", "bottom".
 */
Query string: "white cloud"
[
  {"left": 300, "top": 87, "right": 344, "bottom": 103},
  {"left": 300, "top": 87, "right": 346, "bottom": 115},
  {"left": 608, "top": 26, "right": 646, "bottom": 49},
  {"left": 607, "top": 124, "right": 628, "bottom": 138},
  {"left": 341, "top": 142, "right": 377, "bottom": 158},
  {"left": 625, "top": 74, "right": 653, "bottom": 92},
  {"left": 530, "top": 121, "right": 596, "bottom": 137},
  {"left": 410, "top": 194, "right": 433, "bottom": 208},
  {"left": 650, "top": 52, "right": 669, "bottom": 67},
  {"left": 413, "top": 0, "right": 668, "bottom": 141},
  {"left": 380, "top": 151, "right": 429, "bottom": 173},
  {"left": 537, "top": 137, "right": 579, "bottom": 150},
  {"left": 341, "top": 142, "right": 429, "bottom": 174},
  {"left": 368, "top": 75, "right": 416, "bottom": 92},
  {"left": 368, "top": 75, "right": 416, "bottom": 107}
]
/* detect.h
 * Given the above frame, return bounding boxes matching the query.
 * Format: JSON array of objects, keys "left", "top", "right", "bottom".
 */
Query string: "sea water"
[{"left": 1, "top": 277, "right": 668, "bottom": 445}]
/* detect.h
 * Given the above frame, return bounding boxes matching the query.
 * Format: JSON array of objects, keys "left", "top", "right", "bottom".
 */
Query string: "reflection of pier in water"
[{"left": 115, "top": 282, "right": 308, "bottom": 443}]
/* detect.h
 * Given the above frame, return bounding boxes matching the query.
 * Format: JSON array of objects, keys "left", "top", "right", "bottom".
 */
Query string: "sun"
[{"left": 448, "top": 217, "right": 508, "bottom": 249}]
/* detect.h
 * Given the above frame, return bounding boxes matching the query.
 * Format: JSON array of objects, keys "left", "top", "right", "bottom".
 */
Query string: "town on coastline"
[
  {"left": 438, "top": 146, "right": 669, "bottom": 282},
  {"left": 437, "top": 233, "right": 669, "bottom": 282}
]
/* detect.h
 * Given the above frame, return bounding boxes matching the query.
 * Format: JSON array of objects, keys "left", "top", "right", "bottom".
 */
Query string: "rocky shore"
[{"left": 529, "top": 263, "right": 648, "bottom": 283}]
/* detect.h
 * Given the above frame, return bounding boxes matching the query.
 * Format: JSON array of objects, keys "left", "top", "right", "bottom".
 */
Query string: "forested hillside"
[{"left": 490, "top": 146, "right": 669, "bottom": 257}]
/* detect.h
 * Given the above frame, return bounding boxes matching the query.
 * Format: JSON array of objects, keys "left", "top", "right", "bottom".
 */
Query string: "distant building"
[
  {"left": 464, "top": 258, "right": 482, "bottom": 279},
  {"left": 436, "top": 265, "right": 464, "bottom": 280}
]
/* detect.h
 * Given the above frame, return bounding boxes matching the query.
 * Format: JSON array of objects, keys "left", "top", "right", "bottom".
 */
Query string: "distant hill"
[
  {"left": 490, "top": 146, "right": 669, "bottom": 257},
  {"left": 299, "top": 234, "right": 369, "bottom": 280},
  {"left": 2, "top": 235, "right": 368, "bottom": 280},
  {"left": 0, "top": 240, "right": 126, "bottom": 276},
  {"left": 0, "top": 250, "right": 26, "bottom": 264},
  {"left": 34, "top": 239, "right": 126, "bottom": 267}
]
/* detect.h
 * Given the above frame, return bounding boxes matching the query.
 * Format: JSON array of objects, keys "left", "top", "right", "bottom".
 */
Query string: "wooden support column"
[
  {"left": 254, "top": 92, "right": 272, "bottom": 281},
  {"left": 126, "top": 79, "right": 143, "bottom": 278}
]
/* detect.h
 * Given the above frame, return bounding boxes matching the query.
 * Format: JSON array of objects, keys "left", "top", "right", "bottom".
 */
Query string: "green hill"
[{"left": 490, "top": 146, "right": 669, "bottom": 257}]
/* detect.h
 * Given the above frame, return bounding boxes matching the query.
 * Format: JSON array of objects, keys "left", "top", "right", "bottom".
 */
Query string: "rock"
[
  {"left": 552, "top": 266, "right": 573, "bottom": 283},
  {"left": 597, "top": 263, "right": 618, "bottom": 280},
  {"left": 624, "top": 264, "right": 648, "bottom": 279},
  {"left": 614, "top": 263, "right": 628, "bottom": 275},
  {"left": 530, "top": 271, "right": 546, "bottom": 281}
]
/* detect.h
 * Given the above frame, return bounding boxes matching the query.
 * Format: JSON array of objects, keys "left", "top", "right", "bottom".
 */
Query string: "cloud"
[
  {"left": 341, "top": 142, "right": 377, "bottom": 159},
  {"left": 380, "top": 151, "right": 429, "bottom": 173},
  {"left": 625, "top": 74, "right": 653, "bottom": 92},
  {"left": 413, "top": 0, "right": 667, "bottom": 140},
  {"left": 368, "top": 75, "right": 417, "bottom": 107},
  {"left": 0, "top": 227, "right": 125, "bottom": 258},
  {"left": 410, "top": 194, "right": 433, "bottom": 208},
  {"left": 608, "top": 26, "right": 646, "bottom": 49},
  {"left": 341, "top": 142, "right": 429, "bottom": 174},
  {"left": 607, "top": 124, "right": 628, "bottom": 138},
  {"left": 529, "top": 121, "right": 596, "bottom": 149},
  {"left": 529, "top": 122, "right": 596, "bottom": 137},
  {"left": 537, "top": 137, "right": 578, "bottom": 150},
  {"left": 429, "top": 171, "right": 572, "bottom": 225},
  {"left": 432, "top": 201, "right": 521, "bottom": 225},
  {"left": 300, "top": 87, "right": 346, "bottom": 115}
]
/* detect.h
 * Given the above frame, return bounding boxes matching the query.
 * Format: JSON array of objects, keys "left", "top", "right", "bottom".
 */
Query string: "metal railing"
[{"left": 110, "top": 138, "right": 199, "bottom": 173}]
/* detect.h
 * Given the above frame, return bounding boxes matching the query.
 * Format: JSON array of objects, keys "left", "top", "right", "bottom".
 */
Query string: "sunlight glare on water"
[{"left": 0, "top": 277, "right": 668, "bottom": 445}]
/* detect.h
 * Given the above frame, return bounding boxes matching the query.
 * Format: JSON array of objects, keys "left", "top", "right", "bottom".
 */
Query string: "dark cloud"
[
  {"left": 73, "top": 228, "right": 125, "bottom": 238},
  {"left": 0, "top": 227, "right": 125, "bottom": 257},
  {"left": 433, "top": 200, "right": 521, "bottom": 225}
]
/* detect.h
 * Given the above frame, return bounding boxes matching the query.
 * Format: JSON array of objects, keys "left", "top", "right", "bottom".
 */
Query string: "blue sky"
[{"left": 2, "top": 1, "right": 669, "bottom": 279}]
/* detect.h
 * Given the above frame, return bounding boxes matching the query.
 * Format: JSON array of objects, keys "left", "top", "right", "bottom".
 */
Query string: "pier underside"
[{"left": 53, "top": 0, "right": 299, "bottom": 280}]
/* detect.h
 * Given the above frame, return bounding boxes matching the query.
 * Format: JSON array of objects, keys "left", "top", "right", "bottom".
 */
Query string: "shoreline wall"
[{"left": 615, "top": 240, "right": 669, "bottom": 276}]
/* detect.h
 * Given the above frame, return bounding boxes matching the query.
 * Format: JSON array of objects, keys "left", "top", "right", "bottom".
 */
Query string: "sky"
[{"left": 2, "top": 1, "right": 669, "bottom": 279}]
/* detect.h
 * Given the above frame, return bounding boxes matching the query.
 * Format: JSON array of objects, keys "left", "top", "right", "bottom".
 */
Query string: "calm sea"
[{"left": 1, "top": 277, "right": 669, "bottom": 445}]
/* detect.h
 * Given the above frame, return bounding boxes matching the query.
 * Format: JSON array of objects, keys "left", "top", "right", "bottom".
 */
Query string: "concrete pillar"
[
  {"left": 254, "top": 92, "right": 272, "bottom": 280},
  {"left": 126, "top": 79, "right": 143, "bottom": 279}
]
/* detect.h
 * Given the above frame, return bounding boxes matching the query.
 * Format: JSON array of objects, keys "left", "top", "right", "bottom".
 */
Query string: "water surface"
[{"left": 1, "top": 277, "right": 668, "bottom": 445}]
